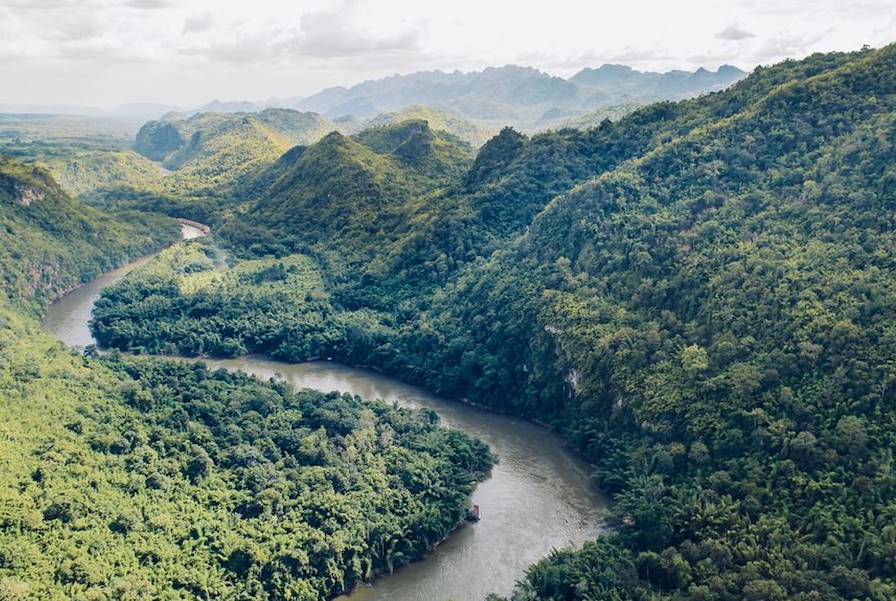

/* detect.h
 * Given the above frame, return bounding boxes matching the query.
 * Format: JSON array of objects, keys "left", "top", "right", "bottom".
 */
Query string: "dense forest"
[
  {"left": 0, "top": 159, "right": 493, "bottom": 599},
  {"left": 0, "top": 330, "right": 491, "bottom": 599},
  {"left": 93, "top": 44, "right": 896, "bottom": 600},
  {"left": 0, "top": 157, "right": 178, "bottom": 311}
]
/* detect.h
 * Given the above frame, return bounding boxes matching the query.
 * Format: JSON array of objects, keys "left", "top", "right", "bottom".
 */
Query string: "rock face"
[
  {"left": 0, "top": 169, "right": 50, "bottom": 207},
  {"left": 134, "top": 121, "right": 186, "bottom": 161},
  {"left": 16, "top": 186, "right": 45, "bottom": 207}
]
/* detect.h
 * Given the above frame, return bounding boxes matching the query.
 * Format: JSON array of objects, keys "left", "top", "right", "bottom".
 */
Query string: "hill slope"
[
  {"left": 0, "top": 114, "right": 168, "bottom": 200},
  {"left": 0, "top": 157, "right": 178, "bottom": 310},
  {"left": 94, "top": 44, "right": 896, "bottom": 600},
  {"left": 134, "top": 108, "right": 341, "bottom": 194},
  {"left": 0, "top": 160, "right": 493, "bottom": 600},
  {"left": 225, "top": 120, "right": 473, "bottom": 263},
  {"left": 361, "top": 106, "right": 496, "bottom": 147},
  {"left": 421, "top": 44, "right": 896, "bottom": 600}
]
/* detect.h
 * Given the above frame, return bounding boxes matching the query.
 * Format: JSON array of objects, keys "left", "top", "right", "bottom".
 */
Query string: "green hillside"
[
  {"left": 553, "top": 101, "right": 643, "bottom": 130},
  {"left": 94, "top": 108, "right": 346, "bottom": 224},
  {"left": 93, "top": 44, "right": 896, "bottom": 600},
  {"left": 362, "top": 106, "right": 496, "bottom": 147},
  {"left": 417, "top": 45, "right": 896, "bottom": 600},
  {"left": 0, "top": 142, "right": 165, "bottom": 200},
  {"left": 0, "top": 157, "right": 178, "bottom": 311},
  {"left": 134, "top": 109, "right": 341, "bottom": 194},
  {"left": 0, "top": 157, "right": 493, "bottom": 599},
  {"left": 89, "top": 108, "right": 339, "bottom": 225},
  {"left": 0, "top": 304, "right": 491, "bottom": 600},
  {"left": 223, "top": 121, "right": 473, "bottom": 264}
]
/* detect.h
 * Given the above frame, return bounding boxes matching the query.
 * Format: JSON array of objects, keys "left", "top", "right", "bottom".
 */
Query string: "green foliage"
[
  {"left": 415, "top": 44, "right": 896, "bottom": 600},
  {"left": 94, "top": 44, "right": 896, "bottom": 600},
  {"left": 92, "top": 240, "right": 385, "bottom": 361},
  {"left": 361, "top": 105, "right": 497, "bottom": 147},
  {"left": 0, "top": 145, "right": 496, "bottom": 600},
  {"left": 0, "top": 114, "right": 167, "bottom": 201},
  {"left": 0, "top": 304, "right": 492, "bottom": 599},
  {"left": 464, "top": 126, "right": 527, "bottom": 188},
  {"left": 135, "top": 109, "right": 341, "bottom": 196},
  {"left": 134, "top": 121, "right": 185, "bottom": 161},
  {"left": 0, "top": 157, "right": 178, "bottom": 311},
  {"left": 554, "top": 102, "right": 644, "bottom": 130},
  {"left": 0, "top": 137, "right": 167, "bottom": 200},
  {"left": 353, "top": 119, "right": 473, "bottom": 177},
  {"left": 221, "top": 121, "right": 472, "bottom": 266},
  {"left": 73, "top": 109, "right": 348, "bottom": 231},
  {"left": 93, "top": 109, "right": 347, "bottom": 224}
]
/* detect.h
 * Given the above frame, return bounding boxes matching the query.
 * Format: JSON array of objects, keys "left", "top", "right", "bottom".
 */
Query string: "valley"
[
  {"left": 1, "top": 168, "right": 493, "bottom": 599},
  {"left": 1, "top": 23, "right": 895, "bottom": 601},
  {"left": 42, "top": 234, "right": 606, "bottom": 600}
]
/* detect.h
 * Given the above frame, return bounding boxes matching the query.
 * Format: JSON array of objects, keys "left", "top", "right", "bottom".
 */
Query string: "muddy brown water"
[{"left": 42, "top": 223, "right": 607, "bottom": 601}]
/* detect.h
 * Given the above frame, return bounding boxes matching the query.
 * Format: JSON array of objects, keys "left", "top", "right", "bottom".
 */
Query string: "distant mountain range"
[
  {"left": 290, "top": 64, "right": 746, "bottom": 127},
  {"left": 1, "top": 63, "right": 747, "bottom": 131}
]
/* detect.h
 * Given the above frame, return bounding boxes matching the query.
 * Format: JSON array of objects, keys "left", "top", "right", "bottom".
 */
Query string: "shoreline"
[
  {"left": 43, "top": 221, "right": 608, "bottom": 601},
  {"left": 43, "top": 218, "right": 200, "bottom": 312}
]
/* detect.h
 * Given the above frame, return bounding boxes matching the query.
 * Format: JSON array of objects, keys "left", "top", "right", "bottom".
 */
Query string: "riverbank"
[
  {"left": 41, "top": 228, "right": 607, "bottom": 601},
  {"left": 41, "top": 221, "right": 205, "bottom": 347}
]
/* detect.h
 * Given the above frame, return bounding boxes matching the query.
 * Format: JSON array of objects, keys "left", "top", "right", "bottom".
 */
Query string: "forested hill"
[
  {"left": 133, "top": 108, "right": 340, "bottom": 194},
  {"left": 228, "top": 48, "right": 880, "bottom": 294},
  {"left": 360, "top": 105, "right": 496, "bottom": 147},
  {"left": 0, "top": 160, "right": 493, "bottom": 597},
  {"left": 0, "top": 157, "right": 178, "bottom": 310},
  {"left": 223, "top": 120, "right": 473, "bottom": 262},
  {"left": 425, "top": 44, "right": 896, "bottom": 599},
  {"left": 93, "top": 43, "right": 896, "bottom": 600}
]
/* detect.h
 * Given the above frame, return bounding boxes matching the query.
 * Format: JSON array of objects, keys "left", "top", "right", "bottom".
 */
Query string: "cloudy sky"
[{"left": 1, "top": 0, "right": 894, "bottom": 108}]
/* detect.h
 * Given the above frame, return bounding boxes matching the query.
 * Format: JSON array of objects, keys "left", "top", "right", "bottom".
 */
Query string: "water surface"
[
  {"left": 41, "top": 223, "right": 206, "bottom": 347},
  {"left": 203, "top": 357, "right": 607, "bottom": 601},
  {"left": 42, "top": 224, "right": 607, "bottom": 601}
]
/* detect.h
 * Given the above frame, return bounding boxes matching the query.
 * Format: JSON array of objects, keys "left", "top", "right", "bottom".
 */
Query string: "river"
[{"left": 42, "top": 223, "right": 607, "bottom": 601}]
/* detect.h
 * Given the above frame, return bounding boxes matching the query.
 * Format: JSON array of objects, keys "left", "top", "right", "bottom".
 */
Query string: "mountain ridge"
[
  {"left": 91, "top": 43, "right": 896, "bottom": 601},
  {"left": 293, "top": 63, "right": 746, "bottom": 125}
]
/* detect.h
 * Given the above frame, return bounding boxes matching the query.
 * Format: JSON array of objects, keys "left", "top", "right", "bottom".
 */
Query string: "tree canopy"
[{"left": 93, "top": 44, "right": 896, "bottom": 600}]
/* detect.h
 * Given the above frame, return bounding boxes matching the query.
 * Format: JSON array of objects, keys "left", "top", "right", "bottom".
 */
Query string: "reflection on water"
[{"left": 42, "top": 224, "right": 607, "bottom": 601}]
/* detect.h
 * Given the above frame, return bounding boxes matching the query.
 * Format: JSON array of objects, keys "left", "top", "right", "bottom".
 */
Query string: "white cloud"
[
  {"left": 0, "top": 0, "right": 89, "bottom": 9},
  {"left": 180, "top": 34, "right": 280, "bottom": 63},
  {"left": 716, "top": 23, "right": 756, "bottom": 41},
  {"left": 751, "top": 29, "right": 834, "bottom": 62},
  {"left": 0, "top": 0, "right": 892, "bottom": 106},
  {"left": 182, "top": 13, "right": 212, "bottom": 35},
  {"left": 289, "top": 2, "right": 419, "bottom": 58},
  {"left": 123, "top": 0, "right": 170, "bottom": 9}
]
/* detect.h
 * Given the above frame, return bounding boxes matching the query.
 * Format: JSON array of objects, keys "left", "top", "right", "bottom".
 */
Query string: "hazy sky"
[{"left": 1, "top": 0, "right": 894, "bottom": 107}]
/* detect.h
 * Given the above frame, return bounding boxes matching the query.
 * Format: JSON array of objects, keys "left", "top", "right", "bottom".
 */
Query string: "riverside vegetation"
[
  {"left": 0, "top": 157, "right": 493, "bottom": 599},
  {"left": 92, "top": 44, "right": 896, "bottom": 600}
]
